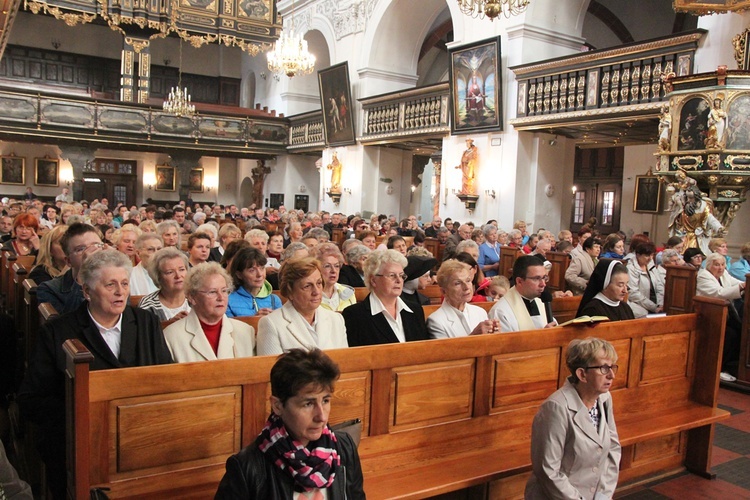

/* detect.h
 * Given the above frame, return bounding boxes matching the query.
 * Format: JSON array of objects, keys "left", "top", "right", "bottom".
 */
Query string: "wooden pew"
[
  {"left": 1, "top": 250, "right": 16, "bottom": 311},
  {"left": 546, "top": 251, "right": 570, "bottom": 293},
  {"left": 129, "top": 295, "right": 144, "bottom": 308},
  {"left": 63, "top": 297, "right": 729, "bottom": 499},
  {"left": 499, "top": 247, "right": 522, "bottom": 280},
  {"left": 551, "top": 295, "right": 583, "bottom": 324},
  {"left": 663, "top": 264, "right": 697, "bottom": 316},
  {"left": 354, "top": 287, "right": 369, "bottom": 302},
  {"left": 421, "top": 284, "right": 443, "bottom": 304},
  {"left": 423, "top": 237, "right": 444, "bottom": 263},
  {"left": 10, "top": 261, "right": 31, "bottom": 329},
  {"left": 740, "top": 273, "right": 750, "bottom": 389},
  {"left": 39, "top": 302, "right": 59, "bottom": 324},
  {"left": 23, "top": 279, "right": 39, "bottom": 368},
  {"left": 332, "top": 228, "right": 345, "bottom": 248}
]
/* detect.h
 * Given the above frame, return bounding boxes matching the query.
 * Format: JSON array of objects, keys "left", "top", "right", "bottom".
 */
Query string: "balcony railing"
[
  {"left": 359, "top": 83, "right": 449, "bottom": 144},
  {"left": 509, "top": 30, "right": 706, "bottom": 126},
  {"left": 0, "top": 86, "right": 288, "bottom": 156},
  {"left": 287, "top": 110, "right": 325, "bottom": 152}
]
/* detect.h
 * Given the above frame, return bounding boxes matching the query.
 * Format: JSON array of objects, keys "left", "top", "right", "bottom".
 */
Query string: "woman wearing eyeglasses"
[
  {"left": 257, "top": 257, "right": 348, "bottom": 356},
  {"left": 163, "top": 262, "right": 256, "bottom": 362},
  {"left": 226, "top": 248, "right": 282, "bottom": 317},
  {"left": 312, "top": 242, "right": 356, "bottom": 312},
  {"left": 576, "top": 259, "right": 635, "bottom": 321},
  {"left": 343, "top": 249, "right": 429, "bottom": 346},
  {"left": 525, "top": 337, "right": 621, "bottom": 500}
]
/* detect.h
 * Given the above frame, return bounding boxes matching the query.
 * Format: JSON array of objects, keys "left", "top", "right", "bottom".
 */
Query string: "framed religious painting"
[
  {"left": 189, "top": 167, "right": 204, "bottom": 193},
  {"left": 633, "top": 175, "right": 663, "bottom": 213},
  {"left": 449, "top": 36, "right": 503, "bottom": 135},
  {"left": 155, "top": 165, "right": 176, "bottom": 191},
  {"left": 1, "top": 155, "right": 25, "bottom": 185},
  {"left": 318, "top": 62, "right": 356, "bottom": 147},
  {"left": 35, "top": 157, "right": 59, "bottom": 186}
]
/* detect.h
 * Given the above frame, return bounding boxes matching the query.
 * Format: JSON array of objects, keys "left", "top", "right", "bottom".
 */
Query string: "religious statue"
[
  {"left": 658, "top": 105, "right": 671, "bottom": 152},
  {"left": 251, "top": 160, "right": 271, "bottom": 208},
  {"left": 456, "top": 138, "right": 477, "bottom": 195},
  {"left": 327, "top": 151, "right": 342, "bottom": 194},
  {"left": 705, "top": 97, "right": 727, "bottom": 149},
  {"left": 668, "top": 184, "right": 724, "bottom": 255}
]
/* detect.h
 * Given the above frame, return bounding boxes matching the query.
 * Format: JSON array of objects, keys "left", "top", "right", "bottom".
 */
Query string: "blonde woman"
[{"left": 28, "top": 225, "right": 69, "bottom": 285}]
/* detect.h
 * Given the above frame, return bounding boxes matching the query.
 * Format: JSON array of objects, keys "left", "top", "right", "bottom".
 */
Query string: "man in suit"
[{"left": 489, "top": 255, "right": 556, "bottom": 332}]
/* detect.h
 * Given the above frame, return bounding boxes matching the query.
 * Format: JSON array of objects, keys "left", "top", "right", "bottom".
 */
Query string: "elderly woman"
[
  {"left": 576, "top": 259, "right": 635, "bottom": 321},
  {"left": 257, "top": 257, "right": 348, "bottom": 356},
  {"left": 338, "top": 243, "right": 370, "bottom": 288},
  {"left": 139, "top": 219, "right": 157, "bottom": 233},
  {"left": 138, "top": 247, "right": 191, "bottom": 321},
  {"left": 565, "top": 237, "right": 601, "bottom": 296},
  {"left": 1, "top": 213, "right": 40, "bottom": 257},
  {"left": 657, "top": 248, "right": 683, "bottom": 282},
  {"left": 28, "top": 225, "right": 68, "bottom": 285},
  {"left": 163, "top": 262, "right": 255, "bottom": 362},
  {"left": 157, "top": 220, "right": 181, "bottom": 249},
  {"left": 312, "top": 243, "right": 356, "bottom": 312},
  {"left": 245, "top": 228, "right": 269, "bottom": 253},
  {"left": 526, "top": 337, "right": 621, "bottom": 499},
  {"left": 111, "top": 224, "right": 141, "bottom": 264},
  {"left": 707, "top": 237, "right": 731, "bottom": 267},
  {"left": 226, "top": 247, "right": 282, "bottom": 317},
  {"left": 342, "top": 249, "right": 429, "bottom": 346},
  {"left": 683, "top": 247, "right": 705, "bottom": 269},
  {"left": 478, "top": 224, "right": 501, "bottom": 277},
  {"left": 386, "top": 235, "right": 408, "bottom": 255},
  {"left": 356, "top": 230, "right": 378, "bottom": 251},
  {"left": 626, "top": 241, "right": 664, "bottom": 318},
  {"left": 215, "top": 348, "right": 364, "bottom": 499},
  {"left": 129, "top": 233, "right": 163, "bottom": 295},
  {"left": 18, "top": 249, "right": 173, "bottom": 499},
  {"left": 697, "top": 252, "right": 746, "bottom": 381},
  {"left": 210, "top": 223, "right": 242, "bottom": 263},
  {"left": 266, "top": 231, "right": 284, "bottom": 269},
  {"left": 427, "top": 260, "right": 499, "bottom": 339},
  {"left": 284, "top": 221, "right": 303, "bottom": 248}
]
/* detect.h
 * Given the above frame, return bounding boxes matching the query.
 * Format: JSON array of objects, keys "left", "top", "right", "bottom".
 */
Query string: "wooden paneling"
[
  {"left": 546, "top": 251, "right": 570, "bottom": 293},
  {"left": 499, "top": 247, "right": 522, "bottom": 280},
  {"left": 640, "top": 332, "right": 690, "bottom": 383},
  {"left": 632, "top": 432, "right": 682, "bottom": 465},
  {"left": 329, "top": 371, "right": 371, "bottom": 434},
  {"left": 492, "top": 347, "right": 560, "bottom": 409},
  {"left": 663, "top": 264, "right": 697, "bottom": 315},
  {"left": 391, "top": 359, "right": 474, "bottom": 429},
  {"left": 113, "top": 388, "right": 241, "bottom": 474}
]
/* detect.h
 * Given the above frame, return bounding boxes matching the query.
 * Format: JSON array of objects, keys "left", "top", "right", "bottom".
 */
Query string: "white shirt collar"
[{"left": 87, "top": 307, "right": 123, "bottom": 358}]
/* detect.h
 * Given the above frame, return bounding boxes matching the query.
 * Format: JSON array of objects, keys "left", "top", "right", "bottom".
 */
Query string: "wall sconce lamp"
[
  {"left": 144, "top": 172, "right": 156, "bottom": 190},
  {"left": 485, "top": 189, "right": 496, "bottom": 199},
  {"left": 343, "top": 188, "right": 352, "bottom": 194},
  {"left": 60, "top": 169, "right": 74, "bottom": 186}
]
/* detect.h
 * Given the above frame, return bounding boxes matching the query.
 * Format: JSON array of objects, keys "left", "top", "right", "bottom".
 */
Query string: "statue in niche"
[
  {"left": 251, "top": 160, "right": 271, "bottom": 208},
  {"left": 456, "top": 138, "right": 477, "bottom": 195},
  {"left": 327, "top": 152, "right": 342, "bottom": 194},
  {"left": 705, "top": 97, "right": 728, "bottom": 149},
  {"left": 658, "top": 105, "right": 671, "bottom": 152},
  {"left": 668, "top": 183, "right": 724, "bottom": 255}
]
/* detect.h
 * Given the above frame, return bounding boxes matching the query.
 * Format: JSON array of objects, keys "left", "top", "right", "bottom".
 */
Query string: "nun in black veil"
[{"left": 576, "top": 259, "right": 636, "bottom": 321}]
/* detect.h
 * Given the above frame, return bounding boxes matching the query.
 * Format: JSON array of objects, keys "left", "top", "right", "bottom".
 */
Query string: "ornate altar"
[{"left": 655, "top": 67, "right": 750, "bottom": 251}]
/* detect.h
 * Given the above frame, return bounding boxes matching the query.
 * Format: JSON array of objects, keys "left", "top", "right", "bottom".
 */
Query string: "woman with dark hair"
[
  {"left": 626, "top": 241, "right": 664, "bottom": 318},
  {"left": 576, "top": 259, "right": 635, "bottom": 321},
  {"left": 600, "top": 234, "right": 625, "bottom": 260},
  {"left": 215, "top": 348, "right": 365, "bottom": 499},
  {"left": 226, "top": 247, "right": 282, "bottom": 317},
  {"left": 683, "top": 247, "right": 705, "bottom": 269}
]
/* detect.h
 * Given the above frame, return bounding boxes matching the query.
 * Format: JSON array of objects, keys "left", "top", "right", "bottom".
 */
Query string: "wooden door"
[{"left": 570, "top": 181, "right": 621, "bottom": 235}]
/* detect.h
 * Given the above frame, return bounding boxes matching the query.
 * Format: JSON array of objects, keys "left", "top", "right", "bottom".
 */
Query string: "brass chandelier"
[
  {"left": 163, "top": 39, "right": 195, "bottom": 117},
  {"left": 267, "top": 0, "right": 315, "bottom": 78},
  {"left": 457, "top": 0, "right": 530, "bottom": 20}
]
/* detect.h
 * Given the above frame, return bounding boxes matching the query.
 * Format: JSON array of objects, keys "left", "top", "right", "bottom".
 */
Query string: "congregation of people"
[{"left": 1, "top": 189, "right": 747, "bottom": 499}]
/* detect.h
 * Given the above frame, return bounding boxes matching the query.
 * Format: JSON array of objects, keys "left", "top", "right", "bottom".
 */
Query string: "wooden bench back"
[
  {"left": 546, "top": 251, "right": 570, "bottom": 293},
  {"left": 499, "top": 247, "right": 522, "bottom": 280},
  {"left": 742, "top": 273, "right": 750, "bottom": 387},
  {"left": 332, "top": 228, "right": 345, "bottom": 248},
  {"left": 423, "top": 237, "right": 444, "bottom": 263},
  {"left": 551, "top": 295, "right": 582, "bottom": 324},
  {"left": 64, "top": 296, "right": 728, "bottom": 499},
  {"left": 1, "top": 251, "right": 15, "bottom": 310},
  {"left": 23, "top": 278, "right": 38, "bottom": 367},
  {"left": 129, "top": 295, "right": 143, "bottom": 308},
  {"left": 9, "top": 258, "right": 34, "bottom": 319},
  {"left": 663, "top": 264, "right": 697, "bottom": 316}
]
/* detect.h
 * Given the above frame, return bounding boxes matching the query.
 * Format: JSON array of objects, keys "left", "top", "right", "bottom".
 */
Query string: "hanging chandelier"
[
  {"left": 163, "top": 38, "right": 195, "bottom": 117},
  {"left": 457, "top": 0, "right": 530, "bottom": 20},
  {"left": 267, "top": 0, "right": 315, "bottom": 78}
]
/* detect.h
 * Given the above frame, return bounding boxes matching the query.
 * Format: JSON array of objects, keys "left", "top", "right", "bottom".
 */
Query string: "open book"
[{"left": 558, "top": 315, "right": 610, "bottom": 327}]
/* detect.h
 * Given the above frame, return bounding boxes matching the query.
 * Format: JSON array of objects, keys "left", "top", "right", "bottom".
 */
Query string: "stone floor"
[{"left": 619, "top": 387, "right": 750, "bottom": 500}]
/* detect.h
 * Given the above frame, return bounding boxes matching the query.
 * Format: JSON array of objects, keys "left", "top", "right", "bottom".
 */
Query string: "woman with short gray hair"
[
  {"left": 164, "top": 262, "right": 255, "bottom": 362},
  {"left": 338, "top": 244, "right": 370, "bottom": 287},
  {"left": 342, "top": 249, "right": 428, "bottom": 346},
  {"left": 157, "top": 220, "right": 182, "bottom": 249},
  {"left": 479, "top": 225, "right": 502, "bottom": 277},
  {"left": 138, "top": 247, "right": 191, "bottom": 321}
]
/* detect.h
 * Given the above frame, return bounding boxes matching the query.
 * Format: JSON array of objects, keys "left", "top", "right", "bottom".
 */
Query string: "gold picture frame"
[{"left": 1, "top": 155, "right": 25, "bottom": 185}]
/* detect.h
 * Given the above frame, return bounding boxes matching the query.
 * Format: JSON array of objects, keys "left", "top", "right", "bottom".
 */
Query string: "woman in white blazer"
[
  {"left": 164, "top": 262, "right": 255, "bottom": 362},
  {"left": 696, "top": 252, "right": 746, "bottom": 381},
  {"left": 257, "top": 257, "right": 348, "bottom": 356},
  {"left": 526, "top": 338, "right": 621, "bottom": 500},
  {"left": 427, "top": 260, "right": 499, "bottom": 339}
]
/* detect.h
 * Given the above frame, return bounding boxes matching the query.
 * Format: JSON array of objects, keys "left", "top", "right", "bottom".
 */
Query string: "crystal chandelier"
[
  {"left": 457, "top": 0, "right": 530, "bottom": 20},
  {"left": 163, "top": 39, "right": 195, "bottom": 117},
  {"left": 267, "top": 0, "right": 315, "bottom": 78}
]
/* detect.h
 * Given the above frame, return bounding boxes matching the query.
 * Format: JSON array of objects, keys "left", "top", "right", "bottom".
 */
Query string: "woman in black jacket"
[{"left": 215, "top": 348, "right": 365, "bottom": 499}]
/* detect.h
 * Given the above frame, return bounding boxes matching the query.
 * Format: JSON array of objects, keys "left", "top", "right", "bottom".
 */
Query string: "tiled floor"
[{"left": 620, "top": 387, "right": 750, "bottom": 499}]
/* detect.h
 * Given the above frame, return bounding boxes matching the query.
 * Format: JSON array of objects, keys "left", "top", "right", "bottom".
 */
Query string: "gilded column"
[{"left": 121, "top": 37, "right": 151, "bottom": 103}]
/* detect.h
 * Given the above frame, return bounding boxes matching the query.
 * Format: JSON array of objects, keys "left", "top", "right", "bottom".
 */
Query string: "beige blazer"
[
  {"left": 525, "top": 380, "right": 621, "bottom": 500},
  {"left": 565, "top": 251, "right": 596, "bottom": 295},
  {"left": 163, "top": 309, "right": 255, "bottom": 362},
  {"left": 256, "top": 301, "right": 348, "bottom": 356}
]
